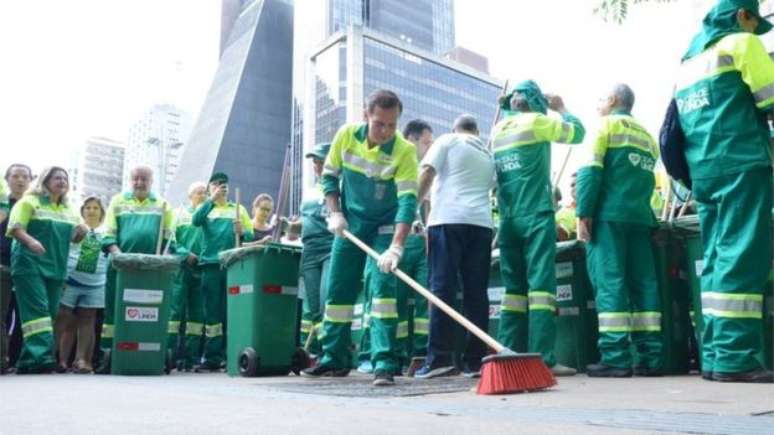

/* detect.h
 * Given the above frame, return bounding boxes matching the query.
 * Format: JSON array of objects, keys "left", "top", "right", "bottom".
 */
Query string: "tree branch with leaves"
[{"left": 594, "top": 0, "right": 677, "bottom": 23}]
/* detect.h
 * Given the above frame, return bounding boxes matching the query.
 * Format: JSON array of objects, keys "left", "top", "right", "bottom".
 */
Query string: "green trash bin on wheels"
[
  {"left": 111, "top": 253, "right": 179, "bottom": 376},
  {"left": 676, "top": 214, "right": 774, "bottom": 371},
  {"left": 553, "top": 240, "right": 599, "bottom": 373},
  {"left": 221, "top": 243, "right": 305, "bottom": 377},
  {"left": 649, "top": 223, "right": 694, "bottom": 374}
]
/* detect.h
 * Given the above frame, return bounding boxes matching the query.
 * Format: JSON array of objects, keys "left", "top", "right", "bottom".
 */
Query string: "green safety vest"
[
  {"left": 174, "top": 205, "right": 205, "bottom": 259},
  {"left": 676, "top": 32, "right": 774, "bottom": 179},
  {"left": 300, "top": 188, "right": 333, "bottom": 253},
  {"left": 6, "top": 194, "right": 79, "bottom": 279},
  {"left": 576, "top": 113, "right": 659, "bottom": 226},
  {"left": 492, "top": 112, "right": 585, "bottom": 218},
  {"left": 321, "top": 123, "right": 418, "bottom": 225},
  {"left": 102, "top": 192, "right": 175, "bottom": 254},
  {"left": 192, "top": 199, "right": 254, "bottom": 264}
]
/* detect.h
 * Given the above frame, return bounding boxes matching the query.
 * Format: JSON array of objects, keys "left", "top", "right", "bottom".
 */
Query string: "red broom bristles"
[{"left": 477, "top": 356, "right": 556, "bottom": 395}]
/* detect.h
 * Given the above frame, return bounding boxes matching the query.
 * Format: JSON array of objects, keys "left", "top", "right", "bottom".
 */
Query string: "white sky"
[{"left": 0, "top": 0, "right": 705, "bottom": 194}]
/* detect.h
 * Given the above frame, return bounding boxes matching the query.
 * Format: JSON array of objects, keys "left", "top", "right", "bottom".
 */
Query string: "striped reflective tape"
[
  {"left": 102, "top": 324, "right": 114, "bottom": 338},
  {"left": 631, "top": 312, "right": 662, "bottom": 332},
  {"left": 528, "top": 291, "right": 556, "bottom": 311},
  {"left": 493, "top": 130, "right": 537, "bottom": 149},
  {"left": 370, "top": 298, "right": 398, "bottom": 319},
  {"left": 754, "top": 84, "right": 774, "bottom": 104},
  {"left": 598, "top": 312, "right": 631, "bottom": 332},
  {"left": 116, "top": 342, "right": 161, "bottom": 352},
  {"left": 501, "top": 294, "right": 527, "bottom": 313},
  {"left": 167, "top": 321, "right": 181, "bottom": 334},
  {"left": 397, "top": 321, "right": 409, "bottom": 339},
  {"left": 185, "top": 322, "right": 204, "bottom": 335},
  {"left": 557, "top": 122, "right": 573, "bottom": 143},
  {"left": 205, "top": 323, "right": 223, "bottom": 337},
  {"left": 342, "top": 151, "right": 396, "bottom": 179},
  {"left": 701, "top": 292, "right": 763, "bottom": 319},
  {"left": 396, "top": 180, "right": 418, "bottom": 193},
  {"left": 21, "top": 317, "right": 52, "bottom": 338},
  {"left": 413, "top": 318, "right": 429, "bottom": 335},
  {"left": 325, "top": 304, "right": 355, "bottom": 323}
]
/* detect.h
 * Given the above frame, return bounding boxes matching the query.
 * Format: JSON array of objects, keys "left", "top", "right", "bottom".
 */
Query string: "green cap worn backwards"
[
  {"left": 499, "top": 80, "right": 549, "bottom": 115},
  {"left": 684, "top": 0, "right": 773, "bottom": 60},
  {"left": 209, "top": 172, "right": 229, "bottom": 184}
]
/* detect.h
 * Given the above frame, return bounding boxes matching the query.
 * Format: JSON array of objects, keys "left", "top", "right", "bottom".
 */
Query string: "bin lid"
[
  {"left": 111, "top": 253, "right": 180, "bottom": 272},
  {"left": 219, "top": 242, "right": 302, "bottom": 268}
]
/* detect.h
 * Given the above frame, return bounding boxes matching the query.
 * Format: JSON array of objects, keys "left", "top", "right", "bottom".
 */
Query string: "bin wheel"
[
  {"left": 291, "top": 347, "right": 311, "bottom": 375},
  {"left": 239, "top": 347, "right": 259, "bottom": 377},
  {"left": 164, "top": 349, "right": 174, "bottom": 375}
]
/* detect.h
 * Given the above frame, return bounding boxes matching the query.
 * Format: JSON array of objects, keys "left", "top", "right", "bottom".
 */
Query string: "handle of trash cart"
[
  {"left": 235, "top": 188, "right": 241, "bottom": 248},
  {"left": 156, "top": 203, "right": 167, "bottom": 256}
]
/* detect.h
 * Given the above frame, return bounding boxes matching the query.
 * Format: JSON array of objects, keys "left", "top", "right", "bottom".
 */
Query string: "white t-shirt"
[{"left": 421, "top": 133, "right": 496, "bottom": 228}]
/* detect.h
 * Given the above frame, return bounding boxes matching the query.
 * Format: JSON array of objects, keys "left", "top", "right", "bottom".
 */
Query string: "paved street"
[{"left": 1, "top": 372, "right": 772, "bottom": 434}]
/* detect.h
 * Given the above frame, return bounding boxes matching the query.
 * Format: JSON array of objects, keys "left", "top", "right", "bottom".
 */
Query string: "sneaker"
[
  {"left": 356, "top": 360, "right": 373, "bottom": 374},
  {"left": 712, "top": 369, "right": 773, "bottom": 383},
  {"left": 463, "top": 369, "right": 481, "bottom": 379},
  {"left": 414, "top": 364, "right": 459, "bottom": 379},
  {"left": 551, "top": 363, "right": 577, "bottom": 377},
  {"left": 586, "top": 363, "right": 632, "bottom": 378},
  {"left": 301, "top": 364, "right": 350, "bottom": 378},
  {"left": 633, "top": 366, "right": 663, "bottom": 377},
  {"left": 373, "top": 371, "right": 395, "bottom": 386}
]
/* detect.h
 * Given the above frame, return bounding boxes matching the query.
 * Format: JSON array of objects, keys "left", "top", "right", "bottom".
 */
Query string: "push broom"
[{"left": 342, "top": 229, "right": 556, "bottom": 394}]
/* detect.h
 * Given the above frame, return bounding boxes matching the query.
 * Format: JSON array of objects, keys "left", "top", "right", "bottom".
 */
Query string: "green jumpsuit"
[
  {"left": 676, "top": 5, "right": 774, "bottom": 374},
  {"left": 6, "top": 194, "right": 79, "bottom": 373},
  {"left": 167, "top": 205, "right": 206, "bottom": 369},
  {"left": 192, "top": 199, "right": 253, "bottom": 369},
  {"left": 101, "top": 192, "right": 175, "bottom": 355},
  {"left": 319, "top": 123, "right": 418, "bottom": 373},
  {"left": 298, "top": 190, "right": 334, "bottom": 354},
  {"left": 576, "top": 112, "right": 663, "bottom": 370},
  {"left": 493, "top": 108, "right": 585, "bottom": 367}
]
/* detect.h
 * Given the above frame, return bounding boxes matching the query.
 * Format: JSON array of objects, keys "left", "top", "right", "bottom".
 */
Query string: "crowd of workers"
[{"left": 0, "top": 0, "right": 771, "bottom": 385}]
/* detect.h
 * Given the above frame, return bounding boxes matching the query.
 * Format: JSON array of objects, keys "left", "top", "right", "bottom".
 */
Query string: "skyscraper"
[
  {"left": 293, "top": 0, "right": 498, "bottom": 207},
  {"left": 124, "top": 104, "right": 192, "bottom": 198},
  {"left": 70, "top": 137, "right": 125, "bottom": 206},
  {"left": 168, "top": 0, "right": 294, "bottom": 210}
]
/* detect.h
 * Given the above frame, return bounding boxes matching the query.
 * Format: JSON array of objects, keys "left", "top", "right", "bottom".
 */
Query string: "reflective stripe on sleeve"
[
  {"left": 21, "top": 317, "right": 52, "bottom": 338},
  {"left": 324, "top": 304, "right": 355, "bottom": 323}
]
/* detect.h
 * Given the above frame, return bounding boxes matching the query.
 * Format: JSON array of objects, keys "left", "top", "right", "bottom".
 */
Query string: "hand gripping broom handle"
[
  {"left": 155, "top": 203, "right": 167, "bottom": 255},
  {"left": 342, "top": 229, "right": 504, "bottom": 353}
]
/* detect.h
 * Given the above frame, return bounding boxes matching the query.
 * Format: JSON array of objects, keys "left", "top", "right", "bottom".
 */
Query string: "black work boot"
[
  {"left": 301, "top": 364, "right": 350, "bottom": 378},
  {"left": 586, "top": 363, "right": 633, "bottom": 378},
  {"left": 633, "top": 366, "right": 663, "bottom": 377},
  {"left": 712, "top": 369, "right": 774, "bottom": 383}
]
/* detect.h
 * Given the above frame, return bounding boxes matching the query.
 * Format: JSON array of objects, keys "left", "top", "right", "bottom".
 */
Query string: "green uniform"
[
  {"left": 6, "top": 194, "right": 79, "bottom": 372},
  {"left": 576, "top": 111, "right": 663, "bottom": 370},
  {"left": 101, "top": 192, "right": 175, "bottom": 354},
  {"left": 192, "top": 199, "right": 253, "bottom": 368},
  {"left": 319, "top": 123, "right": 418, "bottom": 373},
  {"left": 493, "top": 110, "right": 584, "bottom": 367},
  {"left": 167, "top": 205, "right": 206, "bottom": 369},
  {"left": 677, "top": 12, "right": 774, "bottom": 374},
  {"left": 299, "top": 189, "right": 334, "bottom": 354},
  {"left": 359, "top": 232, "right": 428, "bottom": 368}
]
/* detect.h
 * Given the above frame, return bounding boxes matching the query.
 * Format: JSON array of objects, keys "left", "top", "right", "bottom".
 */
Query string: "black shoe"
[
  {"left": 193, "top": 363, "right": 224, "bottom": 373},
  {"left": 701, "top": 371, "right": 714, "bottom": 381},
  {"left": 54, "top": 364, "right": 69, "bottom": 374},
  {"left": 633, "top": 366, "right": 663, "bottom": 377},
  {"left": 301, "top": 364, "right": 350, "bottom": 378},
  {"left": 373, "top": 371, "right": 395, "bottom": 386},
  {"left": 712, "top": 369, "right": 774, "bottom": 383},
  {"left": 586, "top": 363, "right": 633, "bottom": 378}
]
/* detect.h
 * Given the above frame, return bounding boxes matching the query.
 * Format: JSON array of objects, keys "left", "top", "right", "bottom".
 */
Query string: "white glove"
[
  {"left": 327, "top": 211, "right": 348, "bottom": 236},
  {"left": 377, "top": 244, "right": 404, "bottom": 274}
]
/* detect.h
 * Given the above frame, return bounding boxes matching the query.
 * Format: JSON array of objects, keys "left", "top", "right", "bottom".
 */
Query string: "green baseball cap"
[
  {"left": 209, "top": 172, "right": 229, "bottom": 184},
  {"left": 305, "top": 143, "right": 331, "bottom": 160}
]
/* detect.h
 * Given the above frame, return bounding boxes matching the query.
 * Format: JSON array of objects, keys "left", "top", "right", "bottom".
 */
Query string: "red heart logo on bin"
[{"left": 127, "top": 308, "right": 139, "bottom": 318}]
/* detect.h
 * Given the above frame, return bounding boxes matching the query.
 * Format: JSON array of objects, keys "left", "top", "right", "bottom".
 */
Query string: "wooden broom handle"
[
  {"left": 155, "top": 202, "right": 167, "bottom": 255},
  {"left": 234, "top": 188, "right": 241, "bottom": 248},
  {"left": 342, "top": 229, "right": 504, "bottom": 352}
]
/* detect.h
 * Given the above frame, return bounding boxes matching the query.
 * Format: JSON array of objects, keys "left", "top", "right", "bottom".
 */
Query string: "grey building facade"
[
  {"left": 302, "top": 26, "right": 501, "bottom": 198},
  {"left": 168, "top": 0, "right": 294, "bottom": 210}
]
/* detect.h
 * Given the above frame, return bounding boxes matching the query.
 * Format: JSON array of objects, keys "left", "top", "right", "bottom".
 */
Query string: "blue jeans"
[{"left": 426, "top": 224, "right": 493, "bottom": 370}]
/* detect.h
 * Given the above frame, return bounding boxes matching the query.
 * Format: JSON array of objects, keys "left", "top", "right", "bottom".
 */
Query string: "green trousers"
[
  {"left": 100, "top": 267, "right": 117, "bottom": 354},
  {"left": 299, "top": 246, "right": 331, "bottom": 355},
  {"left": 13, "top": 274, "right": 62, "bottom": 372},
  {"left": 693, "top": 168, "right": 772, "bottom": 374},
  {"left": 201, "top": 264, "right": 227, "bottom": 368},
  {"left": 496, "top": 212, "right": 557, "bottom": 367},
  {"left": 167, "top": 264, "right": 204, "bottom": 369},
  {"left": 359, "top": 234, "right": 429, "bottom": 366},
  {"left": 586, "top": 221, "right": 663, "bottom": 369},
  {"left": 320, "top": 223, "right": 397, "bottom": 373}
]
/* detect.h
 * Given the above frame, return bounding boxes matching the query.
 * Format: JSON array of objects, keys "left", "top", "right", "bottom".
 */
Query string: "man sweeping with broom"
[{"left": 301, "top": 89, "right": 418, "bottom": 386}]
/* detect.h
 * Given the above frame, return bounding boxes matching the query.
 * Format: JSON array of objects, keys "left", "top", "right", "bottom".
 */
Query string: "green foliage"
[{"left": 594, "top": 0, "right": 677, "bottom": 24}]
